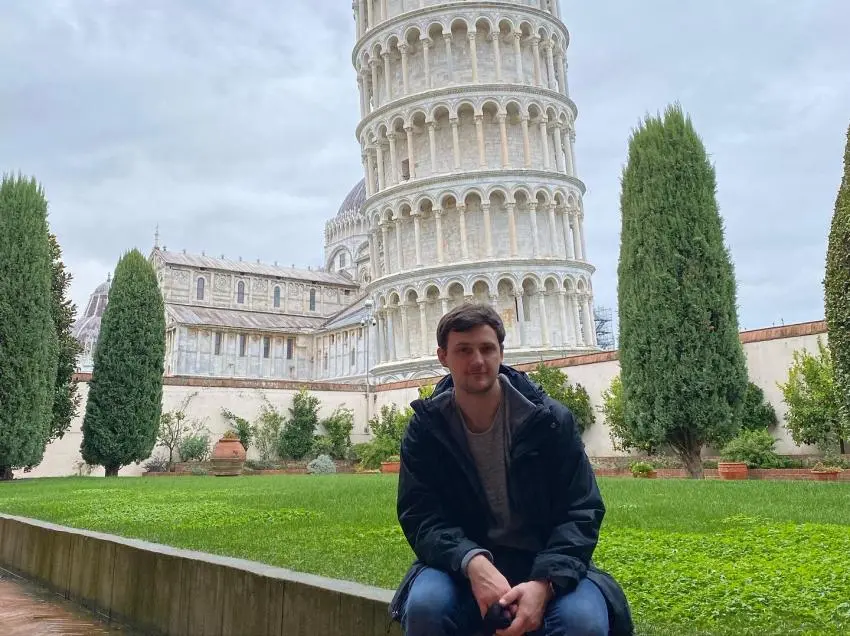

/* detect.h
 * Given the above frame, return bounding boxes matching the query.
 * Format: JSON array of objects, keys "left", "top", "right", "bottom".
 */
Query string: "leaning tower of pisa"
[{"left": 352, "top": 0, "right": 597, "bottom": 381}]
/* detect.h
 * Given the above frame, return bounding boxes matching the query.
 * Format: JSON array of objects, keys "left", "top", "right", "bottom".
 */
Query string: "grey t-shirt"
[{"left": 453, "top": 377, "right": 537, "bottom": 552}]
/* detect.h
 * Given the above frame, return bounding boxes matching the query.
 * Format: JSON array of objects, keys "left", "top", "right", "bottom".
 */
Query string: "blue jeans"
[{"left": 402, "top": 567, "right": 609, "bottom": 636}]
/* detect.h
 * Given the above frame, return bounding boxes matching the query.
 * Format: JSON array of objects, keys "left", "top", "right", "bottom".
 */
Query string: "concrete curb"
[{"left": 0, "top": 513, "right": 402, "bottom": 635}]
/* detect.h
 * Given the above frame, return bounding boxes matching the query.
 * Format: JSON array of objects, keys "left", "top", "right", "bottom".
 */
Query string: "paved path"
[{"left": 0, "top": 571, "right": 137, "bottom": 635}]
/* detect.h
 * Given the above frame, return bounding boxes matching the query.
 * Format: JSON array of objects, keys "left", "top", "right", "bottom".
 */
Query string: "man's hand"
[
  {"left": 467, "top": 554, "right": 513, "bottom": 618},
  {"left": 494, "top": 580, "right": 553, "bottom": 636}
]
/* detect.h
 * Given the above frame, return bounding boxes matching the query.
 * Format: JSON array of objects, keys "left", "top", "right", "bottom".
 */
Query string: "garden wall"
[
  {"left": 0, "top": 513, "right": 401, "bottom": 636},
  {"left": 19, "top": 320, "right": 827, "bottom": 478}
]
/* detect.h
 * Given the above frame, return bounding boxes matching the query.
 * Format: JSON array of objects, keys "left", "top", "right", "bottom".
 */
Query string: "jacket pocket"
[{"left": 388, "top": 560, "right": 427, "bottom": 623}]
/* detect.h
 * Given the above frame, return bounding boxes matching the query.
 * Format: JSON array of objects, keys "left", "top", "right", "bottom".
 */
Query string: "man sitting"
[{"left": 389, "top": 304, "right": 632, "bottom": 636}]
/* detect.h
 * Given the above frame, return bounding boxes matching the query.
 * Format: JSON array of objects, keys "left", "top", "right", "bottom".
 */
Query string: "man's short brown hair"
[{"left": 436, "top": 303, "right": 506, "bottom": 351}]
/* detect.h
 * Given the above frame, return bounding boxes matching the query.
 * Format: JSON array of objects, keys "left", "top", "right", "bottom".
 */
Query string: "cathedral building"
[{"left": 74, "top": 0, "right": 598, "bottom": 383}]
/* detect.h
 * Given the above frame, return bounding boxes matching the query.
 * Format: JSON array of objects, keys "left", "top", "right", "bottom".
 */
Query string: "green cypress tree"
[
  {"left": 824, "top": 124, "right": 850, "bottom": 455},
  {"left": 0, "top": 175, "right": 59, "bottom": 480},
  {"left": 617, "top": 104, "right": 748, "bottom": 478},
  {"left": 48, "top": 233, "right": 83, "bottom": 445},
  {"left": 81, "top": 249, "right": 165, "bottom": 476}
]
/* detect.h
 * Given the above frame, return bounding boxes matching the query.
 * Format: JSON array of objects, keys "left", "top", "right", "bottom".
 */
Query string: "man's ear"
[{"left": 436, "top": 347, "right": 448, "bottom": 368}]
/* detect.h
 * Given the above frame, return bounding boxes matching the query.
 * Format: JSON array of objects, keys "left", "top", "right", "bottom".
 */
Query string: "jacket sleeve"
[
  {"left": 529, "top": 401, "right": 605, "bottom": 595},
  {"left": 396, "top": 417, "right": 487, "bottom": 576}
]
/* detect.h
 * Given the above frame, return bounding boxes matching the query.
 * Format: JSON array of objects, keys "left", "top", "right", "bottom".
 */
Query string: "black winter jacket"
[{"left": 390, "top": 365, "right": 633, "bottom": 635}]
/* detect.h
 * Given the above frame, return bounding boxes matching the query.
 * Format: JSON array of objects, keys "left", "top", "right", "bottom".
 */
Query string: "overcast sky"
[{"left": 1, "top": 1, "right": 848, "bottom": 333}]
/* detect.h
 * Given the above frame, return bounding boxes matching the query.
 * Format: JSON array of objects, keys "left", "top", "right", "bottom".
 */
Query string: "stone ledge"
[{"left": 0, "top": 514, "right": 402, "bottom": 636}]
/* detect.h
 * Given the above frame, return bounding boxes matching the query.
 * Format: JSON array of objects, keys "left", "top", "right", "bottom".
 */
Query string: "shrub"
[
  {"left": 307, "top": 454, "right": 336, "bottom": 474},
  {"left": 630, "top": 461, "right": 655, "bottom": 477},
  {"left": 603, "top": 375, "right": 655, "bottom": 454},
  {"left": 244, "top": 459, "right": 280, "bottom": 471},
  {"left": 528, "top": 364, "right": 595, "bottom": 433},
  {"left": 312, "top": 435, "right": 335, "bottom": 458},
  {"left": 418, "top": 384, "right": 435, "bottom": 399},
  {"left": 190, "top": 466, "right": 208, "bottom": 476},
  {"left": 357, "top": 404, "right": 412, "bottom": 469},
  {"left": 740, "top": 382, "right": 778, "bottom": 431},
  {"left": 221, "top": 408, "right": 253, "bottom": 451},
  {"left": 143, "top": 455, "right": 169, "bottom": 473},
  {"left": 720, "top": 429, "right": 782, "bottom": 468},
  {"left": 279, "top": 390, "right": 320, "bottom": 460},
  {"left": 318, "top": 407, "right": 354, "bottom": 459},
  {"left": 179, "top": 435, "right": 211, "bottom": 462}
]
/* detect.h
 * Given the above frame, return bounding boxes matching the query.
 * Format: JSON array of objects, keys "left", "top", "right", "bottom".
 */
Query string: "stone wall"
[
  {"left": 0, "top": 514, "right": 401, "bottom": 636},
  {"left": 19, "top": 321, "right": 827, "bottom": 478}
]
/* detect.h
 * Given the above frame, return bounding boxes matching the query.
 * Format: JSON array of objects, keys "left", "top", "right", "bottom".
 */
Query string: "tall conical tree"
[
  {"left": 617, "top": 104, "right": 748, "bottom": 478},
  {"left": 824, "top": 124, "right": 850, "bottom": 455},
  {"left": 48, "top": 233, "right": 82, "bottom": 445},
  {"left": 81, "top": 249, "right": 165, "bottom": 476},
  {"left": 0, "top": 175, "right": 59, "bottom": 480}
]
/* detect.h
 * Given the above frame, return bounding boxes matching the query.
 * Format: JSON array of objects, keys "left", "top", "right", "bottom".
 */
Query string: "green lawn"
[{"left": 1, "top": 476, "right": 848, "bottom": 635}]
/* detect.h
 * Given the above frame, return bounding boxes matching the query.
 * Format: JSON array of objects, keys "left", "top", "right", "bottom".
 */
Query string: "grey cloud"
[{"left": 1, "top": 0, "right": 847, "bottom": 336}]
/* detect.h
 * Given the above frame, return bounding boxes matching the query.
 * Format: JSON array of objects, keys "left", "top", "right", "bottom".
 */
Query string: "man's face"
[{"left": 437, "top": 324, "right": 504, "bottom": 395}]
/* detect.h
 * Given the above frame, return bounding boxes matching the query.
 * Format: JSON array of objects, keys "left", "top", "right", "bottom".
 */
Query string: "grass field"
[{"left": 1, "top": 475, "right": 848, "bottom": 635}]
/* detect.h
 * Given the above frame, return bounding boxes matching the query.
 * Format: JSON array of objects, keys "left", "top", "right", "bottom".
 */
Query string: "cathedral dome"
[
  {"left": 336, "top": 179, "right": 366, "bottom": 218},
  {"left": 72, "top": 274, "right": 112, "bottom": 371}
]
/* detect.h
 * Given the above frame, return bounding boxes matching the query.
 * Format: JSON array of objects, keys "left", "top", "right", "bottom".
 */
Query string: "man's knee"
[
  {"left": 403, "top": 567, "right": 468, "bottom": 635},
  {"left": 546, "top": 579, "right": 609, "bottom": 636}
]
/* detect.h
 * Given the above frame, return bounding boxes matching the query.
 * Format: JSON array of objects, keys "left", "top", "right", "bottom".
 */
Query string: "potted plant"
[
  {"left": 381, "top": 454, "right": 401, "bottom": 474},
  {"left": 717, "top": 460, "right": 749, "bottom": 480},
  {"left": 630, "top": 461, "right": 656, "bottom": 479},
  {"left": 810, "top": 461, "right": 843, "bottom": 482},
  {"left": 210, "top": 430, "right": 247, "bottom": 476}
]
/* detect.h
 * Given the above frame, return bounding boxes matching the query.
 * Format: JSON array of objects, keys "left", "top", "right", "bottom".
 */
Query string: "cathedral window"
[
  {"left": 339, "top": 252, "right": 347, "bottom": 268},
  {"left": 236, "top": 281, "right": 245, "bottom": 304},
  {"left": 286, "top": 337, "right": 294, "bottom": 360},
  {"left": 239, "top": 334, "right": 247, "bottom": 357},
  {"left": 263, "top": 336, "right": 271, "bottom": 359},
  {"left": 214, "top": 332, "right": 222, "bottom": 355},
  {"left": 350, "top": 347, "right": 355, "bottom": 367},
  {"left": 197, "top": 277, "right": 205, "bottom": 300},
  {"left": 273, "top": 286, "right": 281, "bottom": 308},
  {"left": 309, "top": 289, "right": 316, "bottom": 311}
]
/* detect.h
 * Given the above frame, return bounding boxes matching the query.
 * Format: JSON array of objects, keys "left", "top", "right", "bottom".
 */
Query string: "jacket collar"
[{"left": 423, "top": 364, "right": 547, "bottom": 409}]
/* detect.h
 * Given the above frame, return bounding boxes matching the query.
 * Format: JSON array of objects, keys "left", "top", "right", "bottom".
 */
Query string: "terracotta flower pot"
[
  {"left": 717, "top": 462, "right": 749, "bottom": 480},
  {"left": 210, "top": 438, "right": 246, "bottom": 476},
  {"left": 811, "top": 470, "right": 840, "bottom": 482},
  {"left": 381, "top": 461, "right": 401, "bottom": 474}
]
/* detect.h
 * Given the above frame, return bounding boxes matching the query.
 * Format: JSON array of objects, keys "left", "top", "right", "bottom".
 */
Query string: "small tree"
[
  {"left": 824, "top": 124, "right": 850, "bottom": 449},
  {"left": 778, "top": 339, "right": 847, "bottom": 456},
  {"left": 81, "top": 249, "right": 166, "bottom": 476},
  {"left": 617, "top": 105, "right": 748, "bottom": 478},
  {"left": 0, "top": 175, "right": 58, "bottom": 480},
  {"left": 158, "top": 392, "right": 203, "bottom": 467},
  {"left": 740, "top": 382, "right": 778, "bottom": 432},
  {"left": 279, "top": 390, "right": 320, "bottom": 460},
  {"left": 528, "top": 364, "right": 595, "bottom": 433}
]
